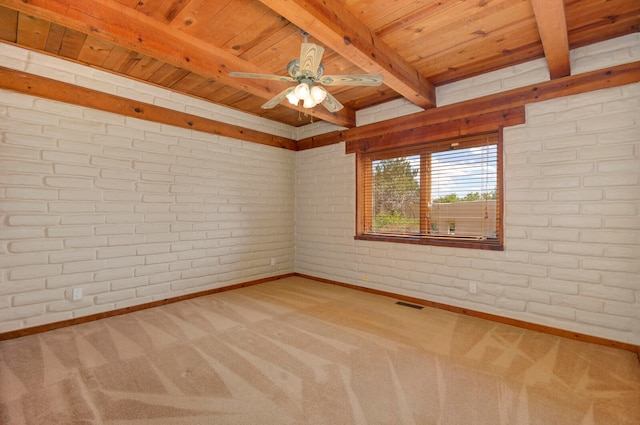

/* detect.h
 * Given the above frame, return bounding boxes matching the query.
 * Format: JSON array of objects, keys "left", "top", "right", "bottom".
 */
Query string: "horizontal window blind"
[{"left": 429, "top": 143, "right": 498, "bottom": 239}]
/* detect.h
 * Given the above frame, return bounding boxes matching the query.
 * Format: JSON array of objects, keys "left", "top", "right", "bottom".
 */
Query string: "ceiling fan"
[{"left": 229, "top": 33, "right": 383, "bottom": 113}]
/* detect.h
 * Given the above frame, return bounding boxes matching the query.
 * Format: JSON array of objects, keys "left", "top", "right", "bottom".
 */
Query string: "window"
[{"left": 356, "top": 132, "right": 503, "bottom": 250}]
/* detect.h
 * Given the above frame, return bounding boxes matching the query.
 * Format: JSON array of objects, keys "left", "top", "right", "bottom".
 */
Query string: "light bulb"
[
  {"left": 310, "top": 86, "right": 327, "bottom": 103},
  {"left": 294, "top": 83, "right": 310, "bottom": 100},
  {"left": 303, "top": 97, "right": 317, "bottom": 108},
  {"left": 286, "top": 92, "right": 299, "bottom": 105}
]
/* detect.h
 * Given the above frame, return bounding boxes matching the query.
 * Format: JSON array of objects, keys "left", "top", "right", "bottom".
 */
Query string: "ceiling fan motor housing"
[{"left": 287, "top": 59, "right": 324, "bottom": 80}]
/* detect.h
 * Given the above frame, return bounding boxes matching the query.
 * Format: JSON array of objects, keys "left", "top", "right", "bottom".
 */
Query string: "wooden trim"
[
  {"left": 3, "top": 54, "right": 636, "bottom": 154},
  {"left": 0, "top": 66, "right": 297, "bottom": 150},
  {"left": 296, "top": 130, "right": 347, "bottom": 151},
  {"left": 356, "top": 155, "right": 371, "bottom": 236},
  {"left": 297, "top": 61, "right": 640, "bottom": 151},
  {"left": 355, "top": 131, "right": 504, "bottom": 250},
  {"left": 2, "top": 271, "right": 638, "bottom": 357},
  {"left": 346, "top": 107, "right": 524, "bottom": 154},
  {"left": 295, "top": 273, "right": 640, "bottom": 355},
  {"left": 356, "top": 61, "right": 640, "bottom": 139},
  {"left": 354, "top": 234, "right": 503, "bottom": 250},
  {"left": 0, "top": 273, "right": 295, "bottom": 341},
  {"left": 497, "top": 127, "right": 505, "bottom": 248}
]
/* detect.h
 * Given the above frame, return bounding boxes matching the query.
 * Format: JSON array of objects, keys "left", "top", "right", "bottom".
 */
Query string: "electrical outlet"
[
  {"left": 270, "top": 258, "right": 276, "bottom": 266},
  {"left": 72, "top": 287, "right": 83, "bottom": 300},
  {"left": 362, "top": 275, "right": 370, "bottom": 281},
  {"left": 468, "top": 282, "right": 477, "bottom": 294}
]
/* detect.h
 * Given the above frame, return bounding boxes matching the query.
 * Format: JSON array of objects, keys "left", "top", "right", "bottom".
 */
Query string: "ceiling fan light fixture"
[
  {"left": 303, "top": 97, "right": 317, "bottom": 108},
  {"left": 286, "top": 92, "right": 299, "bottom": 105},
  {"left": 289, "top": 81, "right": 324, "bottom": 109},
  {"left": 294, "top": 82, "right": 310, "bottom": 100},
  {"left": 310, "top": 86, "right": 327, "bottom": 103}
]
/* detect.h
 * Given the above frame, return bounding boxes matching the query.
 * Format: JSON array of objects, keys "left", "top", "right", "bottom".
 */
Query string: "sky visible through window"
[
  {"left": 431, "top": 145, "right": 497, "bottom": 200},
  {"left": 374, "top": 145, "right": 497, "bottom": 201}
]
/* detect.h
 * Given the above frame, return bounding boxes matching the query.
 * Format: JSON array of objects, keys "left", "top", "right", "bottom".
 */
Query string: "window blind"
[{"left": 360, "top": 133, "right": 501, "bottom": 245}]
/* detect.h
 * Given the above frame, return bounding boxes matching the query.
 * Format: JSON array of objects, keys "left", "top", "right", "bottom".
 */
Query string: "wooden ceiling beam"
[
  {"left": 258, "top": 0, "right": 436, "bottom": 109},
  {"left": 530, "top": 0, "right": 571, "bottom": 79},
  {"left": 0, "top": 0, "right": 356, "bottom": 127}
]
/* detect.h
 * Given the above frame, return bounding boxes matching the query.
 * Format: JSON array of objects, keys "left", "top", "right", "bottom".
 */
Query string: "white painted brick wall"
[
  {"left": 356, "top": 98, "right": 424, "bottom": 127},
  {"left": 571, "top": 33, "right": 640, "bottom": 75},
  {"left": 296, "top": 35, "right": 640, "bottom": 345},
  {"left": 435, "top": 58, "right": 550, "bottom": 107},
  {"left": 436, "top": 33, "right": 639, "bottom": 107},
  {"left": 1, "top": 34, "right": 638, "bottom": 345},
  {"left": 0, "top": 84, "right": 295, "bottom": 332}
]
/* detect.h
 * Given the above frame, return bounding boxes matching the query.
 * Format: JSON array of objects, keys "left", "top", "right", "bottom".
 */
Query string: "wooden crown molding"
[
  {"left": 2, "top": 59, "right": 638, "bottom": 152},
  {"left": 346, "top": 107, "right": 524, "bottom": 154},
  {"left": 0, "top": 66, "right": 297, "bottom": 150}
]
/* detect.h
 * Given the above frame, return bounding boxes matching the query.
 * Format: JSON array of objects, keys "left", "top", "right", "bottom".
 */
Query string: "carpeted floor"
[{"left": 1, "top": 276, "right": 639, "bottom": 424}]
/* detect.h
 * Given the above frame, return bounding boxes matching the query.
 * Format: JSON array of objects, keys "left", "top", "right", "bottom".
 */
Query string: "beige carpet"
[{"left": 1, "top": 276, "right": 638, "bottom": 424}]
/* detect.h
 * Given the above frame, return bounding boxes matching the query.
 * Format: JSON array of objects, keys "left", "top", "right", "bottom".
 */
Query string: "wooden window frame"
[{"left": 355, "top": 131, "right": 504, "bottom": 251}]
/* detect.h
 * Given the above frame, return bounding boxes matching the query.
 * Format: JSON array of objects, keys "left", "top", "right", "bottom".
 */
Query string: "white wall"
[
  {"left": 0, "top": 47, "right": 296, "bottom": 332},
  {"left": 296, "top": 34, "right": 640, "bottom": 345},
  {"left": 1, "top": 34, "right": 638, "bottom": 345}
]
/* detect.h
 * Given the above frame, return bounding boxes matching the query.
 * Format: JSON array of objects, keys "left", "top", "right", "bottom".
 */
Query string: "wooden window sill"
[{"left": 355, "top": 234, "right": 504, "bottom": 251}]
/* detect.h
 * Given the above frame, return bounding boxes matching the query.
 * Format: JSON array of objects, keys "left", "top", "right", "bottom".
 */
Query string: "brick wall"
[
  {"left": 1, "top": 34, "right": 638, "bottom": 344},
  {"left": 296, "top": 34, "right": 640, "bottom": 345},
  {"left": 0, "top": 47, "right": 296, "bottom": 332}
]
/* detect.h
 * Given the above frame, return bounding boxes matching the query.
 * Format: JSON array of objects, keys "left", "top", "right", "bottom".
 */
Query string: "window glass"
[{"left": 357, "top": 133, "right": 503, "bottom": 249}]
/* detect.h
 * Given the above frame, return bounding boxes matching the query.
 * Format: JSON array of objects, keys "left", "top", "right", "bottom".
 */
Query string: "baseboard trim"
[
  {"left": 2, "top": 271, "right": 638, "bottom": 357},
  {"left": 0, "top": 273, "right": 295, "bottom": 341},
  {"left": 295, "top": 273, "right": 640, "bottom": 356}
]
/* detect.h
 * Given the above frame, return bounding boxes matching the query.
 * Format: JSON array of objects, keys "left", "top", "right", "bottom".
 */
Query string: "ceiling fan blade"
[
  {"left": 299, "top": 42, "right": 325, "bottom": 78},
  {"left": 321, "top": 91, "right": 344, "bottom": 112},
  {"left": 318, "top": 74, "right": 384, "bottom": 86},
  {"left": 229, "top": 72, "right": 296, "bottom": 83},
  {"left": 261, "top": 87, "right": 296, "bottom": 109}
]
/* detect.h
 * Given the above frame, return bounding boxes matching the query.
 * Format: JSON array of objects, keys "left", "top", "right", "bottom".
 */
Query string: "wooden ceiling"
[{"left": 0, "top": 0, "right": 638, "bottom": 128}]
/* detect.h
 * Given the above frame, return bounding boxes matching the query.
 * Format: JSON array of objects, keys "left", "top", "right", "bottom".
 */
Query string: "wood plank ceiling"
[{"left": 0, "top": 0, "right": 638, "bottom": 128}]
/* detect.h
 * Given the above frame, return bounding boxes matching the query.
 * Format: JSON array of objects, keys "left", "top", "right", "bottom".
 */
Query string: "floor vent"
[{"left": 395, "top": 301, "right": 424, "bottom": 310}]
